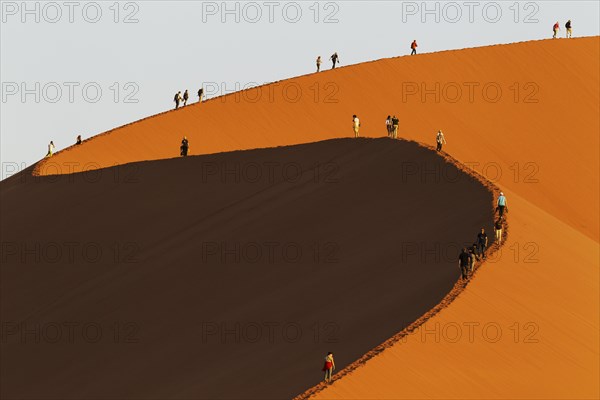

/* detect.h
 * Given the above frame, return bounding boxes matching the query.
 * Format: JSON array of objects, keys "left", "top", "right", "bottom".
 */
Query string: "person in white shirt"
[
  {"left": 436, "top": 130, "right": 446, "bottom": 152},
  {"left": 46, "top": 141, "right": 55, "bottom": 158},
  {"left": 353, "top": 115, "right": 360, "bottom": 138},
  {"left": 385, "top": 116, "right": 392, "bottom": 137}
]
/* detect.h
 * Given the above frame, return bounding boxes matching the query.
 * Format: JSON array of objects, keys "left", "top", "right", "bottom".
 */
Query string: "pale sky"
[{"left": 1, "top": 0, "right": 599, "bottom": 178}]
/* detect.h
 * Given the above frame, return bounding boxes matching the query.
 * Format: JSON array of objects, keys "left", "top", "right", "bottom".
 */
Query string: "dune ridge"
[{"left": 2, "top": 138, "right": 495, "bottom": 399}]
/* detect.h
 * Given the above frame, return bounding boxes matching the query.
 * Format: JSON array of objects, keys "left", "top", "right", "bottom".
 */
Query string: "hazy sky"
[{"left": 1, "top": 0, "right": 599, "bottom": 177}]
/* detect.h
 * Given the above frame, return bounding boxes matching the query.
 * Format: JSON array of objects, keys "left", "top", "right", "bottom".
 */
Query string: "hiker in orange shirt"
[{"left": 411, "top": 40, "right": 418, "bottom": 55}]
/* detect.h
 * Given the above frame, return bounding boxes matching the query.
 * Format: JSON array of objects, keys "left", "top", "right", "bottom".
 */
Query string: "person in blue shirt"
[{"left": 497, "top": 192, "right": 508, "bottom": 217}]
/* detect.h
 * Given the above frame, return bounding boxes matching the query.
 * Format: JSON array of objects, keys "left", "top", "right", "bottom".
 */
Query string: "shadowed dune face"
[{"left": 1, "top": 139, "right": 493, "bottom": 399}]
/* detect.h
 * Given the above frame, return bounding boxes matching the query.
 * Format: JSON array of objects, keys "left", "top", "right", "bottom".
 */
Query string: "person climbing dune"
[
  {"left": 353, "top": 115, "right": 360, "bottom": 138},
  {"left": 496, "top": 192, "right": 508, "bottom": 217},
  {"left": 494, "top": 217, "right": 504, "bottom": 243},
  {"left": 45, "top": 141, "right": 55, "bottom": 157},
  {"left": 458, "top": 248, "right": 472, "bottom": 280},
  {"left": 322, "top": 352, "right": 335, "bottom": 383},
  {"left": 411, "top": 39, "right": 418, "bottom": 55},
  {"left": 174, "top": 91, "right": 182, "bottom": 109},
  {"left": 330, "top": 52, "right": 339, "bottom": 69},
  {"left": 468, "top": 243, "right": 478, "bottom": 273},
  {"left": 436, "top": 130, "right": 446, "bottom": 152},
  {"left": 180, "top": 136, "right": 189, "bottom": 156},
  {"left": 476, "top": 227, "right": 488, "bottom": 259},
  {"left": 391, "top": 115, "right": 399, "bottom": 139}
]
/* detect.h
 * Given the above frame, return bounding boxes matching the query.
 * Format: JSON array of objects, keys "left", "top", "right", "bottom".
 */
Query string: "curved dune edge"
[{"left": 295, "top": 143, "right": 507, "bottom": 400}]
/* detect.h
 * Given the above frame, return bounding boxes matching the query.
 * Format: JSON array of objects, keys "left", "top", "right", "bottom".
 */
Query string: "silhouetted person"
[
  {"left": 316, "top": 56, "right": 322, "bottom": 72},
  {"left": 436, "top": 130, "right": 446, "bottom": 151},
  {"left": 352, "top": 114, "right": 360, "bottom": 138},
  {"left": 183, "top": 90, "right": 189, "bottom": 106},
  {"left": 496, "top": 192, "right": 508, "bottom": 217},
  {"left": 180, "top": 136, "right": 189, "bottom": 156},
  {"left": 391, "top": 115, "right": 399, "bottom": 139},
  {"left": 458, "top": 248, "right": 472, "bottom": 280},
  {"left": 494, "top": 217, "right": 503, "bottom": 243},
  {"left": 46, "top": 141, "right": 55, "bottom": 157},
  {"left": 76, "top": 135, "right": 82, "bottom": 145},
  {"left": 553, "top": 21, "right": 559, "bottom": 38},
  {"left": 322, "top": 352, "right": 335, "bottom": 383},
  {"left": 198, "top": 88, "right": 204, "bottom": 103},
  {"left": 174, "top": 91, "right": 182, "bottom": 109},
  {"left": 476, "top": 228, "right": 488, "bottom": 259},
  {"left": 386, "top": 115, "right": 392, "bottom": 137},
  {"left": 566, "top": 20, "right": 572, "bottom": 38},
  {"left": 411, "top": 40, "right": 418, "bottom": 55},
  {"left": 330, "top": 52, "right": 339, "bottom": 69}
]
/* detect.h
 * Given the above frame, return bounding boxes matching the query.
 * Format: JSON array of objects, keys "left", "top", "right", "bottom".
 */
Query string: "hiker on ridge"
[
  {"left": 496, "top": 192, "right": 508, "bottom": 218},
  {"left": 553, "top": 21, "right": 560, "bottom": 38},
  {"left": 316, "top": 56, "right": 322, "bottom": 72},
  {"left": 566, "top": 20, "right": 573, "bottom": 38},
  {"left": 494, "top": 217, "right": 503, "bottom": 243},
  {"left": 198, "top": 88, "right": 204, "bottom": 103},
  {"left": 468, "top": 243, "right": 479, "bottom": 273},
  {"left": 411, "top": 40, "right": 418, "bottom": 55},
  {"left": 322, "top": 352, "right": 335, "bottom": 383},
  {"left": 436, "top": 130, "right": 446, "bottom": 152},
  {"left": 76, "top": 135, "right": 82, "bottom": 145},
  {"left": 174, "top": 91, "right": 182, "bottom": 109},
  {"left": 458, "top": 248, "right": 472, "bottom": 280},
  {"left": 183, "top": 90, "right": 189, "bottom": 106},
  {"left": 353, "top": 114, "right": 360, "bottom": 138},
  {"left": 476, "top": 227, "right": 489, "bottom": 259},
  {"left": 386, "top": 115, "right": 392, "bottom": 137},
  {"left": 180, "top": 136, "right": 189, "bottom": 156},
  {"left": 46, "top": 141, "right": 55, "bottom": 157},
  {"left": 391, "top": 115, "right": 399, "bottom": 139},
  {"left": 330, "top": 52, "right": 339, "bottom": 69}
]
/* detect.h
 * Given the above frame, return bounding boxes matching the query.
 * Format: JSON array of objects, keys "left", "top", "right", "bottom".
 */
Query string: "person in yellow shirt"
[{"left": 353, "top": 115, "right": 360, "bottom": 138}]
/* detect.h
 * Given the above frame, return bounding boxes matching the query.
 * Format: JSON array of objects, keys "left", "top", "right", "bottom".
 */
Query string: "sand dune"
[
  {"left": 5, "top": 37, "right": 599, "bottom": 398},
  {"left": 2, "top": 139, "right": 493, "bottom": 399}
]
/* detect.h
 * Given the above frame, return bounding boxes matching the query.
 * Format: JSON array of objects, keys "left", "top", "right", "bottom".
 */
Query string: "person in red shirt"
[
  {"left": 553, "top": 22, "right": 560, "bottom": 38},
  {"left": 322, "top": 352, "right": 335, "bottom": 383},
  {"left": 411, "top": 40, "right": 418, "bottom": 55}
]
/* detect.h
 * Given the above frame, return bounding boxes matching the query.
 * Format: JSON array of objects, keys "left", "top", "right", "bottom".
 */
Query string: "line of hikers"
[
  {"left": 44, "top": 135, "right": 83, "bottom": 157},
  {"left": 322, "top": 193, "right": 508, "bottom": 385},
  {"left": 352, "top": 114, "right": 448, "bottom": 152},
  {"left": 174, "top": 88, "right": 204, "bottom": 109},
  {"left": 553, "top": 20, "right": 573, "bottom": 39},
  {"left": 315, "top": 52, "right": 340, "bottom": 72},
  {"left": 458, "top": 192, "right": 508, "bottom": 280},
  {"left": 316, "top": 41, "right": 418, "bottom": 73}
]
